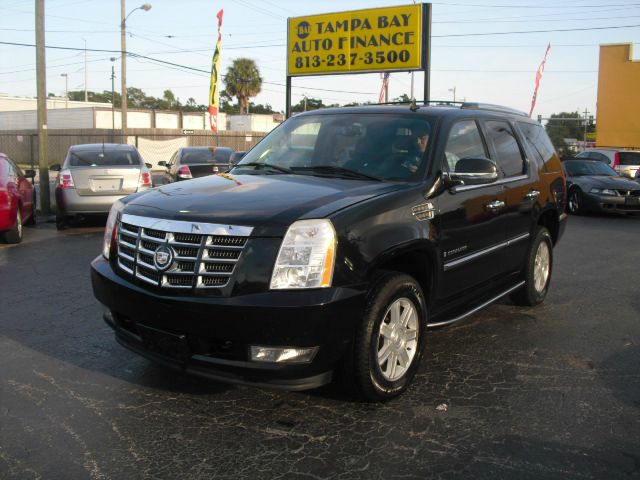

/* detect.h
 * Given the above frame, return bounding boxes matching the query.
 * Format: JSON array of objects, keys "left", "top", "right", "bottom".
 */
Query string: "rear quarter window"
[
  {"left": 517, "top": 121, "right": 560, "bottom": 172},
  {"left": 618, "top": 152, "right": 640, "bottom": 165}
]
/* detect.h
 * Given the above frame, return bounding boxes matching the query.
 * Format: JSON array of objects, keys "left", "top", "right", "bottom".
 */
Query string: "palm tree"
[{"left": 224, "top": 58, "right": 262, "bottom": 114}]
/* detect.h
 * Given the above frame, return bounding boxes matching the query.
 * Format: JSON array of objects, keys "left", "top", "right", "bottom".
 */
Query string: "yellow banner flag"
[{"left": 209, "top": 9, "right": 223, "bottom": 132}]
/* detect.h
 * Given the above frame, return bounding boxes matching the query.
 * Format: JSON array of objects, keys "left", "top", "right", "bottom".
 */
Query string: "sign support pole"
[
  {"left": 286, "top": 75, "right": 292, "bottom": 118},
  {"left": 422, "top": 3, "right": 432, "bottom": 104}
]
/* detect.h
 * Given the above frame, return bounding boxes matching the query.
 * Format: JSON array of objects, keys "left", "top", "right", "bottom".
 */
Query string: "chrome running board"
[{"left": 428, "top": 281, "right": 526, "bottom": 328}]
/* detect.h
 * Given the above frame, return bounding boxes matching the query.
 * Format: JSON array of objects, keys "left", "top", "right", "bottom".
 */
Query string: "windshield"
[
  {"left": 181, "top": 148, "right": 232, "bottom": 165},
  {"left": 563, "top": 160, "right": 617, "bottom": 177},
  {"left": 234, "top": 113, "right": 435, "bottom": 181},
  {"left": 68, "top": 148, "right": 141, "bottom": 167}
]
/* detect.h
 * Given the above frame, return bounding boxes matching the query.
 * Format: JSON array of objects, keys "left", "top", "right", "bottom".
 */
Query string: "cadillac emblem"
[{"left": 153, "top": 245, "right": 174, "bottom": 271}]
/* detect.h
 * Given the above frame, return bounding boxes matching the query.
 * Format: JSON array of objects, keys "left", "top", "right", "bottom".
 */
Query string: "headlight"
[
  {"left": 103, "top": 199, "right": 125, "bottom": 259},
  {"left": 590, "top": 188, "right": 617, "bottom": 196},
  {"left": 270, "top": 219, "right": 336, "bottom": 289}
]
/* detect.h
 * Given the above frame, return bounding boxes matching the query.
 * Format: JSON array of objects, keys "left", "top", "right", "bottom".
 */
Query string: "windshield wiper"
[
  {"left": 235, "top": 162, "right": 293, "bottom": 174},
  {"left": 292, "top": 165, "right": 382, "bottom": 181}
]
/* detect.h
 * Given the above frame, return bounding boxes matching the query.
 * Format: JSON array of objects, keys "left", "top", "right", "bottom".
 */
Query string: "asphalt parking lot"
[{"left": 1, "top": 213, "right": 639, "bottom": 479}]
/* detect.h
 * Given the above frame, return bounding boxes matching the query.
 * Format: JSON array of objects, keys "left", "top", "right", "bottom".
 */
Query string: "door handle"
[
  {"left": 525, "top": 190, "right": 540, "bottom": 200},
  {"left": 485, "top": 200, "right": 505, "bottom": 212}
]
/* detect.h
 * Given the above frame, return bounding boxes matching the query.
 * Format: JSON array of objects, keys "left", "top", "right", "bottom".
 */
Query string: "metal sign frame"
[{"left": 285, "top": 3, "right": 432, "bottom": 117}]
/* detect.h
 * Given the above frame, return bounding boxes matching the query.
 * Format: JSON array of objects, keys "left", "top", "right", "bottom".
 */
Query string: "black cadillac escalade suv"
[{"left": 91, "top": 103, "right": 567, "bottom": 401}]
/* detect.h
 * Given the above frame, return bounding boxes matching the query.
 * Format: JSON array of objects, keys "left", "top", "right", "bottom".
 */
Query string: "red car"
[{"left": 0, "top": 153, "right": 36, "bottom": 243}]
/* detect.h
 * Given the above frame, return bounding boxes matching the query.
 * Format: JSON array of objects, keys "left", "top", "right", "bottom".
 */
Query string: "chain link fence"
[{"left": 0, "top": 129, "right": 266, "bottom": 171}]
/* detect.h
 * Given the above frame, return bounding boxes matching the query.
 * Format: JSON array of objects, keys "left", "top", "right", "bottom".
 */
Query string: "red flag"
[
  {"left": 379, "top": 72, "right": 390, "bottom": 103},
  {"left": 208, "top": 9, "right": 224, "bottom": 132},
  {"left": 529, "top": 43, "right": 551, "bottom": 118}
]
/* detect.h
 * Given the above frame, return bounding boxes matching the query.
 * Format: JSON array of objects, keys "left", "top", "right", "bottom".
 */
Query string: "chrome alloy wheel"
[
  {"left": 533, "top": 241, "right": 550, "bottom": 293},
  {"left": 376, "top": 297, "right": 419, "bottom": 382},
  {"left": 568, "top": 190, "right": 580, "bottom": 213},
  {"left": 16, "top": 208, "right": 22, "bottom": 239}
]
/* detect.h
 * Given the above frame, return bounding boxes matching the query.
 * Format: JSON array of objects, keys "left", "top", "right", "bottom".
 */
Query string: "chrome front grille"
[{"left": 115, "top": 214, "right": 253, "bottom": 290}]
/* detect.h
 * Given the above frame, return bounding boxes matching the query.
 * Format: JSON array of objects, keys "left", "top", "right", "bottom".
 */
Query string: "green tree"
[
  {"left": 224, "top": 58, "right": 262, "bottom": 114},
  {"left": 545, "top": 111, "right": 595, "bottom": 156},
  {"left": 393, "top": 94, "right": 412, "bottom": 103},
  {"left": 162, "top": 89, "right": 176, "bottom": 109},
  {"left": 219, "top": 89, "right": 238, "bottom": 114},
  {"left": 248, "top": 102, "right": 276, "bottom": 114},
  {"left": 291, "top": 97, "right": 326, "bottom": 113}
]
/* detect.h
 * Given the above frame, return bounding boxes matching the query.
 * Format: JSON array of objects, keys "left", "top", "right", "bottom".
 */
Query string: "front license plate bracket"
[{"left": 136, "top": 324, "right": 191, "bottom": 363}]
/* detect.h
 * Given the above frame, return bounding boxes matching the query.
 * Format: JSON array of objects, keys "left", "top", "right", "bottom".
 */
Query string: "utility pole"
[
  {"left": 583, "top": 108, "right": 589, "bottom": 152},
  {"left": 410, "top": 72, "right": 414, "bottom": 100},
  {"left": 61, "top": 73, "right": 68, "bottom": 107},
  {"left": 36, "top": 0, "right": 50, "bottom": 213},
  {"left": 84, "top": 38, "right": 88, "bottom": 102},
  {"left": 120, "top": 2, "right": 152, "bottom": 139},
  {"left": 120, "top": 0, "right": 128, "bottom": 137},
  {"left": 110, "top": 58, "right": 116, "bottom": 130},
  {"left": 449, "top": 86, "right": 456, "bottom": 103}
]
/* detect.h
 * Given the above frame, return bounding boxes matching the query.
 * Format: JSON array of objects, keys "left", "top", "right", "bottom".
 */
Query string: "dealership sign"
[{"left": 287, "top": 4, "right": 425, "bottom": 76}]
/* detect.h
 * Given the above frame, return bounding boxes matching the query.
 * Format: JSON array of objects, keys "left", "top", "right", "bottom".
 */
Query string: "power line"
[
  {"left": 433, "top": 23, "right": 640, "bottom": 37},
  {"left": 431, "top": 1, "right": 640, "bottom": 8}
]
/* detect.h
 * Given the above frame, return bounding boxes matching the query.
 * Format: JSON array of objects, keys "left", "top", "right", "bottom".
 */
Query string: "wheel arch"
[
  {"left": 365, "top": 242, "right": 439, "bottom": 311},
  {"left": 537, "top": 208, "right": 560, "bottom": 245}
]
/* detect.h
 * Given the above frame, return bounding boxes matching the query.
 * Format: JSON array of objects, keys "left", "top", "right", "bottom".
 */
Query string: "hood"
[
  {"left": 123, "top": 173, "right": 404, "bottom": 236},
  {"left": 579, "top": 175, "right": 640, "bottom": 190}
]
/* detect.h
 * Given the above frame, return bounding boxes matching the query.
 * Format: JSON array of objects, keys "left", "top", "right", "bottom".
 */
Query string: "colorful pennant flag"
[
  {"left": 529, "top": 43, "right": 551, "bottom": 118},
  {"left": 208, "top": 9, "right": 224, "bottom": 132},
  {"left": 379, "top": 72, "right": 390, "bottom": 103}
]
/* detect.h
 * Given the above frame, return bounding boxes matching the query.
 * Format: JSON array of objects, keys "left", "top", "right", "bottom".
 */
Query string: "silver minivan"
[
  {"left": 54, "top": 143, "right": 152, "bottom": 229},
  {"left": 576, "top": 148, "right": 640, "bottom": 179}
]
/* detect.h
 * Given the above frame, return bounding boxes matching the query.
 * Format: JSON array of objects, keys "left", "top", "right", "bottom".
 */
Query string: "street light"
[
  {"left": 110, "top": 57, "right": 117, "bottom": 130},
  {"left": 60, "top": 73, "right": 68, "bottom": 108},
  {"left": 448, "top": 86, "right": 456, "bottom": 103},
  {"left": 120, "top": 2, "right": 152, "bottom": 136}
]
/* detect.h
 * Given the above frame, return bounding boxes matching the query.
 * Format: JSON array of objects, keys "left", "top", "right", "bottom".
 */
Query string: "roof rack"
[{"left": 460, "top": 102, "right": 528, "bottom": 117}]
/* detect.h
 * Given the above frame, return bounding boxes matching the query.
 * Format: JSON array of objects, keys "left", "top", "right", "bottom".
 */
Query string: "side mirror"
[
  {"left": 145, "top": 162, "right": 152, "bottom": 169},
  {"left": 450, "top": 158, "right": 498, "bottom": 186},
  {"left": 24, "top": 169, "right": 36, "bottom": 178},
  {"left": 157, "top": 161, "right": 167, "bottom": 167},
  {"left": 50, "top": 164, "right": 61, "bottom": 172}
]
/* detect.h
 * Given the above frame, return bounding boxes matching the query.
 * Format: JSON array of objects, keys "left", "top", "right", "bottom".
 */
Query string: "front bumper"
[
  {"left": 584, "top": 192, "right": 640, "bottom": 214},
  {"left": 91, "top": 256, "right": 367, "bottom": 390}
]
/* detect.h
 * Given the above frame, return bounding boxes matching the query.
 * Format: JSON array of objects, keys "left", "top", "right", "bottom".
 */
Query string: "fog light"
[{"left": 250, "top": 346, "right": 318, "bottom": 364}]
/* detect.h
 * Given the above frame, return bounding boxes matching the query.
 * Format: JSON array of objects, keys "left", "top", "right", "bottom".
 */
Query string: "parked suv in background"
[
  {"left": 54, "top": 143, "right": 152, "bottom": 229},
  {"left": 576, "top": 148, "right": 640, "bottom": 179},
  {"left": 91, "top": 103, "right": 567, "bottom": 401}
]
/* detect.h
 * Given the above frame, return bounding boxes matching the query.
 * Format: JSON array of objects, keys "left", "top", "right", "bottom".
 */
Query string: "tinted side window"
[
  {"left": 590, "top": 152, "right": 610, "bottom": 163},
  {"left": 518, "top": 122, "right": 557, "bottom": 168},
  {"left": 7, "top": 158, "right": 24, "bottom": 177},
  {"left": 442, "top": 120, "right": 488, "bottom": 172},
  {"left": 619, "top": 152, "right": 640, "bottom": 165},
  {"left": 5, "top": 159, "right": 16, "bottom": 176},
  {"left": 485, "top": 120, "right": 525, "bottom": 177}
]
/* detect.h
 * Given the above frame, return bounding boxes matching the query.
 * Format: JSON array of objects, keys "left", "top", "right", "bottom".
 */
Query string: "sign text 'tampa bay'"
[{"left": 287, "top": 4, "right": 424, "bottom": 76}]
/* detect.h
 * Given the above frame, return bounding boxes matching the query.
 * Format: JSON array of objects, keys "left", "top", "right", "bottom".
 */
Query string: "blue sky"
[{"left": 1, "top": 0, "right": 639, "bottom": 119}]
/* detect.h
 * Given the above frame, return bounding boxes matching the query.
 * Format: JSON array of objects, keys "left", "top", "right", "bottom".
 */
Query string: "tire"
[
  {"left": 25, "top": 193, "right": 36, "bottom": 226},
  {"left": 3, "top": 204, "right": 23, "bottom": 244},
  {"left": 55, "top": 214, "right": 68, "bottom": 231},
  {"left": 349, "top": 272, "right": 427, "bottom": 402},
  {"left": 511, "top": 227, "right": 553, "bottom": 307},
  {"left": 567, "top": 188, "right": 584, "bottom": 215}
]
